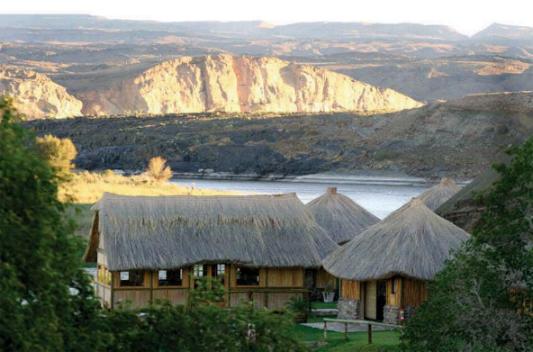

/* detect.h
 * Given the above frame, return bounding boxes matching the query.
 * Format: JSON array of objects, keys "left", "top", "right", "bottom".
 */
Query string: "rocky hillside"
[
  {"left": 26, "top": 92, "right": 533, "bottom": 179},
  {"left": 0, "top": 67, "right": 82, "bottom": 119},
  {"left": 72, "top": 55, "right": 421, "bottom": 116}
]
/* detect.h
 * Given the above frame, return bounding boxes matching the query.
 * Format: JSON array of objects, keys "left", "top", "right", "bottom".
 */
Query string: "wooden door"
[{"left": 364, "top": 281, "right": 377, "bottom": 320}]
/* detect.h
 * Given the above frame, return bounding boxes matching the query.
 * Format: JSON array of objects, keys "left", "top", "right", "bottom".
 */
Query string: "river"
[{"left": 172, "top": 174, "right": 435, "bottom": 219}]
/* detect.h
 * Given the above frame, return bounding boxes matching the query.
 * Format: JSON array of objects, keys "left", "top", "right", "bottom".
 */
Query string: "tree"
[
  {"left": 401, "top": 138, "right": 533, "bottom": 352},
  {"left": 35, "top": 134, "right": 77, "bottom": 177},
  {"left": 0, "top": 98, "right": 306, "bottom": 351},
  {"left": 0, "top": 97, "right": 105, "bottom": 351},
  {"left": 145, "top": 156, "right": 172, "bottom": 182}
]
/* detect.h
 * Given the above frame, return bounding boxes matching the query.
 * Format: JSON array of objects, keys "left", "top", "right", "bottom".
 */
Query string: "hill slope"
[
  {"left": 71, "top": 54, "right": 421, "bottom": 116},
  {"left": 26, "top": 92, "right": 533, "bottom": 179}
]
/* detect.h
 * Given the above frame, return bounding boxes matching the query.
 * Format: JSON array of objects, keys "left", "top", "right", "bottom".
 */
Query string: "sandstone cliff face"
[
  {"left": 0, "top": 67, "right": 83, "bottom": 119},
  {"left": 77, "top": 55, "right": 422, "bottom": 115}
]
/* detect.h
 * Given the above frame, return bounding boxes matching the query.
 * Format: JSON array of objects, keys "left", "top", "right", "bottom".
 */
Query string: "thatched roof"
[
  {"left": 84, "top": 193, "right": 338, "bottom": 271},
  {"left": 323, "top": 198, "right": 470, "bottom": 281},
  {"left": 418, "top": 178, "right": 461, "bottom": 211},
  {"left": 306, "top": 187, "right": 380, "bottom": 244}
]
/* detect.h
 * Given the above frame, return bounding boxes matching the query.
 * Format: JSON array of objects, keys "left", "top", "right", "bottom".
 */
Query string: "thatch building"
[
  {"left": 307, "top": 187, "right": 380, "bottom": 245},
  {"left": 418, "top": 177, "right": 461, "bottom": 211},
  {"left": 85, "top": 193, "right": 338, "bottom": 309},
  {"left": 306, "top": 187, "right": 380, "bottom": 293},
  {"left": 323, "top": 198, "right": 470, "bottom": 324}
]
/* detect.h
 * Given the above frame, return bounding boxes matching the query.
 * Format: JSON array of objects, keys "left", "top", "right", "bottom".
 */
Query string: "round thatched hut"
[
  {"left": 306, "top": 187, "right": 380, "bottom": 297},
  {"left": 323, "top": 198, "right": 470, "bottom": 324},
  {"left": 307, "top": 187, "right": 380, "bottom": 245},
  {"left": 418, "top": 177, "right": 461, "bottom": 211}
]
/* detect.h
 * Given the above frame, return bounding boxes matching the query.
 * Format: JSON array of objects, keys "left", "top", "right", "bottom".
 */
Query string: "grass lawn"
[
  {"left": 293, "top": 324, "right": 401, "bottom": 352},
  {"left": 311, "top": 301, "right": 338, "bottom": 309}
]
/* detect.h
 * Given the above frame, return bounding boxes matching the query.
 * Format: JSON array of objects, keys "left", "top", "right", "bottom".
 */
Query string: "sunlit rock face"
[
  {"left": 0, "top": 67, "right": 83, "bottom": 119},
  {"left": 77, "top": 54, "right": 422, "bottom": 116}
]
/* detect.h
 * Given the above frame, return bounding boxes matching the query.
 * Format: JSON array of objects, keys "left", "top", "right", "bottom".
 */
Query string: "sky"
[{"left": 1, "top": 0, "right": 532, "bottom": 36}]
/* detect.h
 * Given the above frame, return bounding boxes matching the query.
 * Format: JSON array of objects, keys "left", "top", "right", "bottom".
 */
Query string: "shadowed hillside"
[{"left": 26, "top": 92, "right": 533, "bottom": 179}]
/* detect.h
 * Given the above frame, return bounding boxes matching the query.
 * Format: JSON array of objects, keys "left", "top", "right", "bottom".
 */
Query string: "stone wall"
[
  {"left": 383, "top": 305, "right": 400, "bottom": 325},
  {"left": 337, "top": 298, "right": 360, "bottom": 319}
]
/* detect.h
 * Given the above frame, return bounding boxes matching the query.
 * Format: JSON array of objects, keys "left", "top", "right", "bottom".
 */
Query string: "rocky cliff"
[
  {"left": 0, "top": 67, "right": 83, "bottom": 119},
  {"left": 75, "top": 55, "right": 422, "bottom": 116}
]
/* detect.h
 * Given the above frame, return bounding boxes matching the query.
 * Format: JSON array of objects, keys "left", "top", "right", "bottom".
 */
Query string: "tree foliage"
[
  {"left": 401, "top": 138, "right": 533, "bottom": 352},
  {"left": 35, "top": 134, "right": 77, "bottom": 177},
  {"left": 0, "top": 97, "right": 105, "bottom": 351},
  {"left": 103, "top": 302, "right": 306, "bottom": 352},
  {"left": 145, "top": 156, "right": 172, "bottom": 182},
  {"left": 0, "top": 97, "right": 306, "bottom": 351}
]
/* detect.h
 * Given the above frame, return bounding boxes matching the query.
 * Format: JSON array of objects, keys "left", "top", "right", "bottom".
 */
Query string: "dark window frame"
[
  {"left": 236, "top": 266, "right": 260, "bottom": 286},
  {"left": 214, "top": 264, "right": 225, "bottom": 285},
  {"left": 119, "top": 270, "right": 144, "bottom": 287},
  {"left": 158, "top": 269, "right": 183, "bottom": 287}
]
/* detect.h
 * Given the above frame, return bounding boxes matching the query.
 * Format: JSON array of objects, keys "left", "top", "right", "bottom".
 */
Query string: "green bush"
[
  {"left": 35, "top": 134, "right": 77, "bottom": 177},
  {"left": 104, "top": 302, "right": 306, "bottom": 352}
]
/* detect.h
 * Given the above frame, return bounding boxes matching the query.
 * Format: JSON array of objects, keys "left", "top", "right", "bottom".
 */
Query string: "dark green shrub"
[{"left": 401, "top": 138, "right": 533, "bottom": 352}]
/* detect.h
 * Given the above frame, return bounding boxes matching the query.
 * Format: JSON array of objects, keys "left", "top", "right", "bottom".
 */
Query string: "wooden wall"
[
  {"left": 339, "top": 277, "right": 428, "bottom": 309},
  {"left": 267, "top": 268, "right": 304, "bottom": 287},
  {"left": 93, "top": 264, "right": 308, "bottom": 309},
  {"left": 386, "top": 277, "right": 402, "bottom": 307},
  {"left": 402, "top": 278, "right": 427, "bottom": 308},
  {"left": 340, "top": 279, "right": 360, "bottom": 300}
]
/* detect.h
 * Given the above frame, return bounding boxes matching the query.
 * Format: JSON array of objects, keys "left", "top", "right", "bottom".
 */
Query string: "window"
[
  {"left": 193, "top": 264, "right": 207, "bottom": 288},
  {"left": 119, "top": 270, "right": 144, "bottom": 287},
  {"left": 193, "top": 264, "right": 206, "bottom": 278},
  {"left": 158, "top": 269, "right": 183, "bottom": 286},
  {"left": 391, "top": 278, "right": 397, "bottom": 294},
  {"left": 236, "top": 267, "right": 260, "bottom": 286},
  {"left": 213, "top": 264, "right": 225, "bottom": 285}
]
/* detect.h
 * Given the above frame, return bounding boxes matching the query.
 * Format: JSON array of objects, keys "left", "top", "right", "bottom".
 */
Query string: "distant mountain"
[
  {"left": 2, "top": 15, "right": 533, "bottom": 103},
  {"left": 0, "top": 55, "right": 421, "bottom": 118},
  {"left": 70, "top": 54, "right": 422, "bottom": 116},
  {"left": 0, "top": 15, "right": 467, "bottom": 41},
  {"left": 473, "top": 23, "right": 533, "bottom": 42},
  {"left": 0, "top": 66, "right": 82, "bottom": 119},
  {"left": 271, "top": 22, "right": 467, "bottom": 41}
]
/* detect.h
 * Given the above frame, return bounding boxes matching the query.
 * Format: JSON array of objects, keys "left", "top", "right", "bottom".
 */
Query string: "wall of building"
[
  {"left": 337, "top": 277, "right": 429, "bottom": 324},
  {"left": 337, "top": 279, "right": 361, "bottom": 319},
  {"left": 93, "top": 264, "right": 308, "bottom": 309}
]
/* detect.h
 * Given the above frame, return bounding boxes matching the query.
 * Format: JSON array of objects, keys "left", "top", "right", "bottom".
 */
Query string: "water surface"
[{"left": 173, "top": 175, "right": 432, "bottom": 219}]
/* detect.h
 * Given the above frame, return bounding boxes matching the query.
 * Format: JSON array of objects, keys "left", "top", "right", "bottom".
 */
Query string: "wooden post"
[
  {"left": 344, "top": 322, "right": 348, "bottom": 340},
  {"left": 368, "top": 323, "right": 372, "bottom": 344},
  {"left": 323, "top": 321, "right": 327, "bottom": 340},
  {"left": 149, "top": 271, "right": 153, "bottom": 304}
]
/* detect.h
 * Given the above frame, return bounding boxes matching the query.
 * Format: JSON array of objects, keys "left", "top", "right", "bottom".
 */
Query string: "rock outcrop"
[
  {"left": 0, "top": 67, "right": 83, "bottom": 119},
  {"left": 76, "top": 55, "right": 422, "bottom": 115}
]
